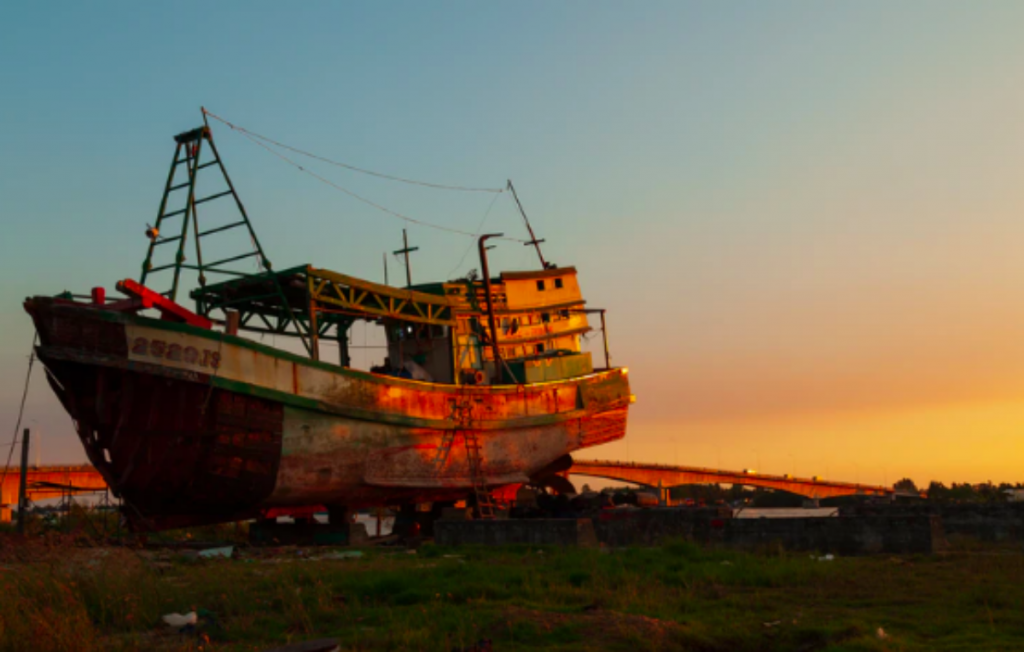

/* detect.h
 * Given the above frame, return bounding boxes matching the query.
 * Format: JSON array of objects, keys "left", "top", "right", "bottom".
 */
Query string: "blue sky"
[{"left": 3, "top": 2, "right": 1024, "bottom": 483}]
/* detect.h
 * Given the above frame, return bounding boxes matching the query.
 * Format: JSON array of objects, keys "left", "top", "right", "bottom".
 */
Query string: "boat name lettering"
[{"left": 131, "top": 337, "right": 220, "bottom": 369}]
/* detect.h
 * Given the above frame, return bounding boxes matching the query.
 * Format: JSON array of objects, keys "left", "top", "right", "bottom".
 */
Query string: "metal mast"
[
  {"left": 507, "top": 180, "right": 550, "bottom": 269},
  {"left": 141, "top": 124, "right": 275, "bottom": 301}
]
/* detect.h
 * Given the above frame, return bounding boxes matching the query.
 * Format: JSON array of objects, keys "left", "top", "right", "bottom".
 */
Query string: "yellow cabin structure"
[{"left": 384, "top": 267, "right": 599, "bottom": 385}]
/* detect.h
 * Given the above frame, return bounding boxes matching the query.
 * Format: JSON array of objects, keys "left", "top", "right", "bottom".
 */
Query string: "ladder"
[
  {"left": 431, "top": 428, "right": 458, "bottom": 469},
  {"left": 441, "top": 394, "right": 495, "bottom": 519},
  {"left": 433, "top": 396, "right": 472, "bottom": 470},
  {"left": 463, "top": 431, "right": 496, "bottom": 519},
  {"left": 140, "top": 125, "right": 275, "bottom": 302}
]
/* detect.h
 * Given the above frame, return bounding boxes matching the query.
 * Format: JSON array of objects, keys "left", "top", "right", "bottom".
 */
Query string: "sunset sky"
[{"left": 2, "top": 2, "right": 1023, "bottom": 487}]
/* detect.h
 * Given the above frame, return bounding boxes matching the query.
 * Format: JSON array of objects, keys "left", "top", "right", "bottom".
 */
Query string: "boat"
[{"left": 23, "top": 121, "right": 632, "bottom": 530}]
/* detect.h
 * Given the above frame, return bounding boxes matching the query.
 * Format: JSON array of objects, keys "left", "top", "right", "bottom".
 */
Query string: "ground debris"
[
  {"left": 503, "top": 604, "right": 684, "bottom": 642},
  {"left": 318, "top": 550, "right": 364, "bottom": 560},
  {"left": 162, "top": 612, "right": 197, "bottom": 628},
  {"left": 260, "top": 638, "right": 340, "bottom": 652},
  {"left": 198, "top": 545, "right": 234, "bottom": 559}
]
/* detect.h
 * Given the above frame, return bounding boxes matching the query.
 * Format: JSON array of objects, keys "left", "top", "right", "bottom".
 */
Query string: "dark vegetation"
[
  {"left": 656, "top": 479, "right": 1024, "bottom": 508},
  {"left": 1, "top": 526, "right": 1022, "bottom": 652}
]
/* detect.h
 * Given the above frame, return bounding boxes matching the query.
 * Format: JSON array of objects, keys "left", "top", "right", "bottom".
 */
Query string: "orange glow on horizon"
[{"left": 593, "top": 395, "right": 1024, "bottom": 488}]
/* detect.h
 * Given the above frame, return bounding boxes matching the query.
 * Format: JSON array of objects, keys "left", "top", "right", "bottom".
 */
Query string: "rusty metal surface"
[
  {"left": 111, "top": 317, "right": 624, "bottom": 429},
  {"left": 25, "top": 296, "right": 631, "bottom": 529}
]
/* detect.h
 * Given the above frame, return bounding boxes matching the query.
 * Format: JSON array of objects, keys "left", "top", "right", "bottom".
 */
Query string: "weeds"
[{"left": 0, "top": 536, "right": 1021, "bottom": 651}]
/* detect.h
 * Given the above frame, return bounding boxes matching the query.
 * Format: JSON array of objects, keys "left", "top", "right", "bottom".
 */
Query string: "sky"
[{"left": 2, "top": 2, "right": 1024, "bottom": 487}]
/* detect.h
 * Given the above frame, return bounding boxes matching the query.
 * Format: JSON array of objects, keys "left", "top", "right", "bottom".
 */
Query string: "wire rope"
[
  {"left": 446, "top": 190, "right": 505, "bottom": 279},
  {"left": 0, "top": 333, "right": 38, "bottom": 491},
  {"left": 203, "top": 109, "right": 504, "bottom": 193},
  {"left": 226, "top": 123, "right": 525, "bottom": 243}
]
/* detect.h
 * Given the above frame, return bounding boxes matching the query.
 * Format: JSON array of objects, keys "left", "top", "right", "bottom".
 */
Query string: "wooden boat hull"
[{"left": 25, "top": 297, "right": 630, "bottom": 530}]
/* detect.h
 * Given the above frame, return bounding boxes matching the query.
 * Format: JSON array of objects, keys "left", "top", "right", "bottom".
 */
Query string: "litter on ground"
[{"left": 162, "top": 612, "right": 198, "bottom": 628}]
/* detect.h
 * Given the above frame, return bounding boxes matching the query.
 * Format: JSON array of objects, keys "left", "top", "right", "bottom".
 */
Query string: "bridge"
[
  {"left": 1, "top": 465, "right": 109, "bottom": 522},
  {"left": 570, "top": 459, "right": 894, "bottom": 501},
  {"left": 0, "top": 460, "right": 901, "bottom": 523}
]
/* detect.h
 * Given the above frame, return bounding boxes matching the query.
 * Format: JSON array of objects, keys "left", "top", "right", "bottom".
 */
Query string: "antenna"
[
  {"left": 507, "top": 180, "right": 551, "bottom": 269},
  {"left": 392, "top": 228, "right": 419, "bottom": 288}
]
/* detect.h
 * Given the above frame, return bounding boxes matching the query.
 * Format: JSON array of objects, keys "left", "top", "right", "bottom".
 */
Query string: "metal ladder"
[
  {"left": 431, "top": 428, "right": 458, "bottom": 469},
  {"left": 440, "top": 394, "right": 495, "bottom": 519},
  {"left": 140, "top": 125, "right": 274, "bottom": 302},
  {"left": 463, "top": 431, "right": 495, "bottom": 519}
]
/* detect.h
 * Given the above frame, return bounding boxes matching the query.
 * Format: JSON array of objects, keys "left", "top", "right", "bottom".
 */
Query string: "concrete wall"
[
  {"left": 722, "top": 515, "right": 941, "bottom": 555},
  {"left": 592, "top": 507, "right": 730, "bottom": 547},
  {"left": 844, "top": 503, "right": 1024, "bottom": 543},
  {"left": 590, "top": 508, "right": 938, "bottom": 554},
  {"left": 939, "top": 504, "right": 1024, "bottom": 542},
  {"left": 434, "top": 505, "right": 1024, "bottom": 554},
  {"left": 435, "top": 518, "right": 598, "bottom": 546}
]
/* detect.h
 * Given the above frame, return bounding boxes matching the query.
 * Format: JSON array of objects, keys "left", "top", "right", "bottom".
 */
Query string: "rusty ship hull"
[{"left": 26, "top": 296, "right": 630, "bottom": 530}]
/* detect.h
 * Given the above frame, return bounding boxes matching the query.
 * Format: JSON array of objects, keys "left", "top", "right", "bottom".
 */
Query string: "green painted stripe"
[
  {"left": 40, "top": 345, "right": 613, "bottom": 431},
  {"left": 91, "top": 306, "right": 622, "bottom": 395}
]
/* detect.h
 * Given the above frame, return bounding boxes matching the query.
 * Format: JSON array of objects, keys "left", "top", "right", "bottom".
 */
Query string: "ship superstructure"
[{"left": 24, "top": 121, "right": 631, "bottom": 530}]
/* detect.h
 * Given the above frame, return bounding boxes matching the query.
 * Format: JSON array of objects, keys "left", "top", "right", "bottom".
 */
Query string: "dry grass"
[{"left": 0, "top": 534, "right": 1022, "bottom": 651}]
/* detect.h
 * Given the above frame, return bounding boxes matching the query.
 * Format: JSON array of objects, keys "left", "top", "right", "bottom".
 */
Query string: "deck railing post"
[{"left": 599, "top": 309, "right": 610, "bottom": 369}]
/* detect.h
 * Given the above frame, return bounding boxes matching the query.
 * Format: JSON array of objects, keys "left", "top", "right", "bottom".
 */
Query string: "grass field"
[{"left": 0, "top": 535, "right": 1021, "bottom": 651}]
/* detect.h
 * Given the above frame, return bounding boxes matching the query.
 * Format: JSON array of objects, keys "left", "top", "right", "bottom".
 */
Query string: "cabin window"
[
  {"left": 536, "top": 280, "right": 546, "bottom": 291},
  {"left": 541, "top": 312, "right": 551, "bottom": 323},
  {"left": 510, "top": 318, "right": 519, "bottom": 335},
  {"left": 559, "top": 309, "right": 570, "bottom": 319},
  {"left": 554, "top": 278, "right": 564, "bottom": 289},
  {"left": 535, "top": 343, "right": 545, "bottom": 354}
]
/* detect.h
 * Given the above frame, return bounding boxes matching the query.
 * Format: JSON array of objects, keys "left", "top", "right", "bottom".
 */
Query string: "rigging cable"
[
  {"left": 212, "top": 115, "right": 525, "bottom": 243},
  {"left": 0, "top": 333, "right": 38, "bottom": 491},
  {"left": 446, "top": 190, "right": 505, "bottom": 279},
  {"left": 204, "top": 109, "right": 504, "bottom": 193}
]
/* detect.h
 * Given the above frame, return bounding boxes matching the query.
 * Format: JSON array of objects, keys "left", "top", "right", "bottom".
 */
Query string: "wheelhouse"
[{"left": 190, "top": 263, "right": 613, "bottom": 386}]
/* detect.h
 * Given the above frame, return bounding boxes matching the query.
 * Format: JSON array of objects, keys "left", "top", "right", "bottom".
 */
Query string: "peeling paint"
[{"left": 25, "top": 297, "right": 631, "bottom": 528}]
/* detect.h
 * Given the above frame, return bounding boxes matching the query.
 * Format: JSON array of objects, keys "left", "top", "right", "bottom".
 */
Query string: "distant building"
[{"left": 1003, "top": 489, "right": 1024, "bottom": 502}]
